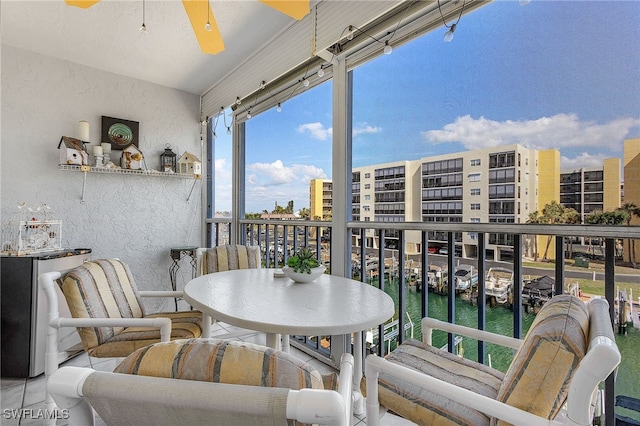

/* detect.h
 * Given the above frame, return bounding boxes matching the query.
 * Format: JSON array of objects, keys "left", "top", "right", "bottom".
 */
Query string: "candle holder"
[
  {"left": 95, "top": 155, "right": 104, "bottom": 168},
  {"left": 101, "top": 142, "right": 112, "bottom": 165}
]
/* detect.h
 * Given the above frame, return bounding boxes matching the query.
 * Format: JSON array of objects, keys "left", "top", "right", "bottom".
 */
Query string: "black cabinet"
[{"left": 1, "top": 249, "right": 91, "bottom": 377}]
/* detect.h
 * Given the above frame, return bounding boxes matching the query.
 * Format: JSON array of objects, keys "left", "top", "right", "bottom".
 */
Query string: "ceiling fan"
[{"left": 64, "top": 0, "right": 310, "bottom": 55}]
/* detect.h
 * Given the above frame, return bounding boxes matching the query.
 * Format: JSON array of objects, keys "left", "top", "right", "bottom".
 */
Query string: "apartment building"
[
  {"left": 560, "top": 160, "right": 621, "bottom": 221},
  {"left": 623, "top": 138, "right": 640, "bottom": 264},
  {"left": 346, "top": 145, "right": 544, "bottom": 260},
  {"left": 351, "top": 161, "right": 421, "bottom": 250},
  {"left": 323, "top": 142, "right": 628, "bottom": 261},
  {"left": 309, "top": 178, "right": 333, "bottom": 220}
]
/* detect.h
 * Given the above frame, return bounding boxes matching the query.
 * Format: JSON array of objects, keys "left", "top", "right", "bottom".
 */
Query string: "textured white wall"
[{"left": 1, "top": 45, "right": 203, "bottom": 310}]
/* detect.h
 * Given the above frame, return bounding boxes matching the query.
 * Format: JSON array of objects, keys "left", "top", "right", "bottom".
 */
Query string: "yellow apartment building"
[{"left": 623, "top": 138, "right": 640, "bottom": 264}]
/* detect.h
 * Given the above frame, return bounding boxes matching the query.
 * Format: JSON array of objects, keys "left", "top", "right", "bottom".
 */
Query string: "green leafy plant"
[{"left": 286, "top": 247, "right": 320, "bottom": 274}]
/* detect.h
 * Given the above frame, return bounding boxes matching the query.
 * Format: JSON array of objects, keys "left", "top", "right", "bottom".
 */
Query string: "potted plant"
[{"left": 282, "top": 247, "right": 326, "bottom": 282}]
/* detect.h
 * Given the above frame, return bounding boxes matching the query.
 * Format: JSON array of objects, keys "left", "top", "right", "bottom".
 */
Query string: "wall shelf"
[{"left": 59, "top": 164, "right": 194, "bottom": 179}]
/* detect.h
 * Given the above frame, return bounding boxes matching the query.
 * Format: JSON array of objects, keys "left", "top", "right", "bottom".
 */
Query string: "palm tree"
[
  {"left": 539, "top": 201, "right": 580, "bottom": 260},
  {"left": 526, "top": 211, "right": 542, "bottom": 261},
  {"left": 617, "top": 203, "right": 640, "bottom": 267},
  {"left": 585, "top": 209, "right": 629, "bottom": 258},
  {"left": 298, "top": 207, "right": 310, "bottom": 220}
]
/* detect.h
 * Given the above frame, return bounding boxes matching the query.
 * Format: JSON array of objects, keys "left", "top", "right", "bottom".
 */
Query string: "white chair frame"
[
  {"left": 48, "top": 353, "right": 354, "bottom": 426},
  {"left": 365, "top": 298, "right": 620, "bottom": 426},
  {"left": 39, "top": 270, "right": 202, "bottom": 425}
]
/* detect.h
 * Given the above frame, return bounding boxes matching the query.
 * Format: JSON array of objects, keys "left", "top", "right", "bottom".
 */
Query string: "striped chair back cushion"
[
  {"left": 494, "top": 294, "right": 589, "bottom": 425},
  {"left": 60, "top": 259, "right": 145, "bottom": 352},
  {"left": 204, "top": 245, "right": 261, "bottom": 273},
  {"left": 114, "top": 338, "right": 326, "bottom": 390}
]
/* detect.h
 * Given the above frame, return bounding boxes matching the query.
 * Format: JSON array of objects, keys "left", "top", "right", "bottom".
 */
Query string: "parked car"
[{"left": 438, "top": 247, "right": 448, "bottom": 255}]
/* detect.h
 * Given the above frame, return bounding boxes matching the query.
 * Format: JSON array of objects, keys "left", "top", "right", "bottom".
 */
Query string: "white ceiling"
[{"left": 1, "top": 0, "right": 299, "bottom": 95}]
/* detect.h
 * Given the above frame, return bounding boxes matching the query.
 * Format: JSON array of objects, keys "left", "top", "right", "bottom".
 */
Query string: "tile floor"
[{"left": 1, "top": 322, "right": 414, "bottom": 426}]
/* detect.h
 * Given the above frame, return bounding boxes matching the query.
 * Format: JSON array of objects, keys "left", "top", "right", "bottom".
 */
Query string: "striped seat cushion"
[
  {"left": 60, "top": 258, "right": 203, "bottom": 357},
  {"left": 363, "top": 339, "right": 504, "bottom": 425},
  {"left": 114, "top": 338, "right": 329, "bottom": 390},
  {"left": 494, "top": 294, "right": 589, "bottom": 425},
  {"left": 88, "top": 311, "right": 204, "bottom": 358},
  {"left": 204, "top": 245, "right": 261, "bottom": 273}
]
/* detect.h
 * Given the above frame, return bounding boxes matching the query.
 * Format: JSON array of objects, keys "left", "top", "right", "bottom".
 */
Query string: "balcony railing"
[{"left": 205, "top": 217, "right": 640, "bottom": 425}]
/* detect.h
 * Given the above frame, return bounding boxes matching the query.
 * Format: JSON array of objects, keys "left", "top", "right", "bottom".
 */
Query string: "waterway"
[{"left": 376, "top": 277, "right": 640, "bottom": 400}]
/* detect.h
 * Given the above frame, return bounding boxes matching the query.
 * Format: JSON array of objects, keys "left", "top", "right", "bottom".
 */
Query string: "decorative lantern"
[{"left": 160, "top": 144, "right": 177, "bottom": 173}]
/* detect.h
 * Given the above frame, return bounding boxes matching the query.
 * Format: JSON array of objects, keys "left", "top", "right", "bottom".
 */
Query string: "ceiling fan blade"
[
  {"left": 259, "top": 0, "right": 310, "bottom": 20},
  {"left": 64, "top": 0, "right": 100, "bottom": 8},
  {"left": 182, "top": 0, "right": 225, "bottom": 55}
]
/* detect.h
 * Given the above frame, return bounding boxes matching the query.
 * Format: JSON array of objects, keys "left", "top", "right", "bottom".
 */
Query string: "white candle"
[
  {"left": 92, "top": 145, "right": 103, "bottom": 156},
  {"left": 101, "top": 142, "right": 112, "bottom": 154},
  {"left": 78, "top": 120, "right": 90, "bottom": 141}
]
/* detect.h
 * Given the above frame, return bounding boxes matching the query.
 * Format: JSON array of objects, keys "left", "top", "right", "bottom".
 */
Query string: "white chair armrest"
[
  {"left": 365, "top": 354, "right": 564, "bottom": 426},
  {"left": 422, "top": 317, "right": 522, "bottom": 350},
  {"left": 286, "top": 353, "right": 354, "bottom": 426},
  {"left": 51, "top": 317, "right": 172, "bottom": 342},
  {"left": 48, "top": 367, "right": 96, "bottom": 426}
]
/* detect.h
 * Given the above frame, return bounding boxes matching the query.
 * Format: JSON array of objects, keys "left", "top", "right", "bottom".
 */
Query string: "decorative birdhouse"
[
  {"left": 160, "top": 145, "right": 177, "bottom": 173},
  {"left": 121, "top": 145, "right": 144, "bottom": 170},
  {"left": 177, "top": 152, "right": 201, "bottom": 175},
  {"left": 58, "top": 136, "right": 89, "bottom": 166}
]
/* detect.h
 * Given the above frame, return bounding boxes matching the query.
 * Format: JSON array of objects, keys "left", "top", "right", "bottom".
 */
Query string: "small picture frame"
[{"left": 101, "top": 116, "right": 139, "bottom": 150}]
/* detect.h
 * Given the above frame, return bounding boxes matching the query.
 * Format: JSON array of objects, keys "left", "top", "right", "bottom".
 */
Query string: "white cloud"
[
  {"left": 248, "top": 160, "right": 296, "bottom": 184},
  {"left": 353, "top": 123, "right": 382, "bottom": 137},
  {"left": 244, "top": 161, "right": 328, "bottom": 213},
  {"left": 422, "top": 114, "right": 640, "bottom": 151},
  {"left": 214, "top": 158, "right": 230, "bottom": 181},
  {"left": 247, "top": 160, "right": 327, "bottom": 186},
  {"left": 291, "top": 164, "right": 328, "bottom": 183},
  {"left": 298, "top": 122, "right": 332, "bottom": 140},
  {"left": 298, "top": 121, "right": 382, "bottom": 140},
  {"left": 560, "top": 152, "right": 610, "bottom": 170}
]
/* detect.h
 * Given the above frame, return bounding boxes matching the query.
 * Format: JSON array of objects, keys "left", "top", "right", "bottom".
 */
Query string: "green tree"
[
  {"left": 617, "top": 203, "right": 640, "bottom": 267},
  {"left": 584, "top": 209, "right": 629, "bottom": 258},
  {"left": 526, "top": 210, "right": 542, "bottom": 261},
  {"left": 585, "top": 210, "right": 629, "bottom": 226},
  {"left": 298, "top": 207, "right": 310, "bottom": 220},
  {"left": 271, "top": 200, "right": 294, "bottom": 214},
  {"left": 539, "top": 201, "right": 580, "bottom": 260}
]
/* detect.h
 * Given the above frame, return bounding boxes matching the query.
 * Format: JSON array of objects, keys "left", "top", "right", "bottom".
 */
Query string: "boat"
[
  {"left": 425, "top": 265, "right": 441, "bottom": 291},
  {"left": 429, "top": 266, "right": 448, "bottom": 294},
  {"left": 522, "top": 275, "right": 556, "bottom": 312},
  {"left": 451, "top": 264, "right": 478, "bottom": 292},
  {"left": 485, "top": 267, "right": 513, "bottom": 305}
]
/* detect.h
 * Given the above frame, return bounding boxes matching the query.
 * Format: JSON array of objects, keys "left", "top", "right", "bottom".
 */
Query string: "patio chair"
[
  {"left": 194, "top": 244, "right": 288, "bottom": 346},
  {"left": 195, "top": 244, "right": 262, "bottom": 275},
  {"left": 39, "top": 258, "right": 205, "bottom": 420},
  {"left": 365, "top": 294, "right": 621, "bottom": 426},
  {"left": 48, "top": 338, "right": 354, "bottom": 426}
]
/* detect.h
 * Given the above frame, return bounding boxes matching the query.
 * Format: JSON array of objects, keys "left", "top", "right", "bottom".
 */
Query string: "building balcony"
[{"left": 205, "top": 217, "right": 640, "bottom": 426}]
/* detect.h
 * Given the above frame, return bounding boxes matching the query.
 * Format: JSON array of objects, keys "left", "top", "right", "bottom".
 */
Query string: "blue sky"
[{"left": 213, "top": 0, "right": 640, "bottom": 214}]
